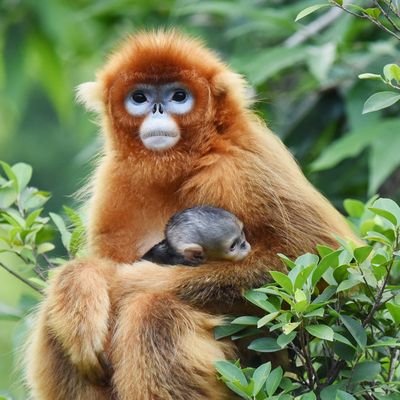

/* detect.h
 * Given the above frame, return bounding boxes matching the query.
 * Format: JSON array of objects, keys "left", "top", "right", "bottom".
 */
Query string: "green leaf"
[
  {"left": 278, "top": 253, "right": 296, "bottom": 270},
  {"left": 363, "top": 91, "right": 400, "bottom": 114},
  {"left": 277, "top": 331, "right": 296, "bottom": 348},
  {"left": 358, "top": 73, "right": 383, "bottom": 81},
  {"left": 305, "top": 324, "right": 334, "bottom": 341},
  {"left": 354, "top": 246, "right": 372, "bottom": 264},
  {"left": 312, "top": 250, "right": 340, "bottom": 286},
  {"left": 37, "top": 242, "right": 55, "bottom": 254},
  {"left": 307, "top": 42, "right": 336, "bottom": 82},
  {"left": 386, "top": 302, "right": 400, "bottom": 325},
  {"left": 252, "top": 362, "right": 271, "bottom": 396},
  {"left": 257, "top": 312, "right": 280, "bottom": 328},
  {"left": 232, "top": 316, "right": 259, "bottom": 326},
  {"left": 369, "top": 198, "right": 400, "bottom": 227},
  {"left": 215, "top": 361, "right": 247, "bottom": 386},
  {"left": 364, "top": 7, "right": 381, "bottom": 18},
  {"left": 0, "top": 161, "right": 18, "bottom": 191},
  {"left": 11, "top": 163, "right": 32, "bottom": 191},
  {"left": 238, "top": 46, "right": 307, "bottom": 85},
  {"left": 333, "top": 332, "right": 356, "bottom": 348},
  {"left": 214, "top": 324, "right": 244, "bottom": 340},
  {"left": 244, "top": 291, "right": 279, "bottom": 313},
  {"left": 301, "top": 393, "right": 316, "bottom": 400},
  {"left": 225, "top": 382, "right": 251, "bottom": 399},
  {"left": 248, "top": 337, "right": 281, "bottom": 353},
  {"left": 344, "top": 199, "right": 365, "bottom": 218},
  {"left": 270, "top": 271, "right": 293, "bottom": 294},
  {"left": 383, "top": 63, "right": 400, "bottom": 82},
  {"left": 295, "top": 4, "right": 329, "bottom": 21},
  {"left": 337, "top": 279, "right": 360, "bottom": 293},
  {"left": 0, "top": 186, "right": 17, "bottom": 209},
  {"left": 265, "top": 366, "right": 282, "bottom": 396},
  {"left": 369, "top": 130, "right": 400, "bottom": 195},
  {"left": 50, "top": 212, "right": 71, "bottom": 251},
  {"left": 364, "top": 230, "right": 392, "bottom": 246},
  {"left": 282, "top": 321, "right": 301, "bottom": 335},
  {"left": 336, "top": 390, "right": 356, "bottom": 400},
  {"left": 311, "top": 119, "right": 400, "bottom": 172},
  {"left": 294, "top": 289, "right": 307, "bottom": 303},
  {"left": 340, "top": 315, "right": 367, "bottom": 348},
  {"left": 350, "top": 361, "right": 381, "bottom": 383}
]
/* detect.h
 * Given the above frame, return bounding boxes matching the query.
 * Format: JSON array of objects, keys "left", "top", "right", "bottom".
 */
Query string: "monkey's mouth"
[
  {"left": 140, "top": 131, "right": 180, "bottom": 151},
  {"left": 141, "top": 131, "right": 178, "bottom": 139}
]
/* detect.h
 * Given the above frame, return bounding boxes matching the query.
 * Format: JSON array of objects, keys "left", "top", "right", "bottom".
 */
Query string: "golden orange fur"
[{"left": 26, "top": 30, "right": 359, "bottom": 399}]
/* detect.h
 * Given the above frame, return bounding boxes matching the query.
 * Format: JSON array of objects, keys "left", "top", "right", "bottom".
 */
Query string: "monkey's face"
[
  {"left": 79, "top": 31, "right": 247, "bottom": 158},
  {"left": 124, "top": 83, "right": 194, "bottom": 151}
]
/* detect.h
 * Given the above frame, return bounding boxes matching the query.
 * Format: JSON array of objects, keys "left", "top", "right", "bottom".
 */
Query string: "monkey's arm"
[
  {"left": 43, "top": 257, "right": 114, "bottom": 384},
  {"left": 121, "top": 246, "right": 282, "bottom": 309}
]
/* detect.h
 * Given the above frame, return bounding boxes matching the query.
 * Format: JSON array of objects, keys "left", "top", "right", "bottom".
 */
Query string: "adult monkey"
[{"left": 26, "top": 31, "right": 358, "bottom": 400}]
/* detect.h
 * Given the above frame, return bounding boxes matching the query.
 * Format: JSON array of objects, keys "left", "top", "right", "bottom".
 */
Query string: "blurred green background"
[{"left": 1, "top": 0, "right": 399, "bottom": 397}]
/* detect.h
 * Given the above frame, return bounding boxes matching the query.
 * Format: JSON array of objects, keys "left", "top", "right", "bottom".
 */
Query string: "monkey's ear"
[
  {"left": 182, "top": 244, "right": 205, "bottom": 262},
  {"left": 211, "top": 71, "right": 253, "bottom": 107},
  {"left": 76, "top": 81, "right": 103, "bottom": 113}
]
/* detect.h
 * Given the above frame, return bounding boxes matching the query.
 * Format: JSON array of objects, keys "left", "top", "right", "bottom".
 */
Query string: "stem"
[
  {"left": 388, "top": 349, "right": 400, "bottom": 382},
  {"left": 299, "top": 324, "right": 317, "bottom": 392},
  {"left": 332, "top": 1, "right": 400, "bottom": 40},
  {"left": 374, "top": 0, "right": 400, "bottom": 33},
  {"left": 0, "top": 260, "right": 43, "bottom": 294}
]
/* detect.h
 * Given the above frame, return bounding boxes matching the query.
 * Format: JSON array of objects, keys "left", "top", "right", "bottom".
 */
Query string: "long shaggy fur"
[{"left": 26, "top": 30, "right": 359, "bottom": 399}]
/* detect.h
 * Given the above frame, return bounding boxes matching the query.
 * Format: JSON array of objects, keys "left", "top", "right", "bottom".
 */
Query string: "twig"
[
  {"left": 299, "top": 325, "right": 316, "bottom": 391},
  {"left": 374, "top": 0, "right": 400, "bottom": 33},
  {"left": 333, "top": 2, "right": 400, "bottom": 40},
  {"left": 388, "top": 349, "right": 400, "bottom": 382},
  {"left": 0, "top": 260, "right": 43, "bottom": 294}
]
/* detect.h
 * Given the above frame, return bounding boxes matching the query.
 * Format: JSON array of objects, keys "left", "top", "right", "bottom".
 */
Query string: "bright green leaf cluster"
[{"left": 216, "top": 197, "right": 400, "bottom": 399}]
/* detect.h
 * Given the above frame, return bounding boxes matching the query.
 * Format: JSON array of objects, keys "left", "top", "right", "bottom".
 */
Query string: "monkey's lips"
[{"left": 140, "top": 131, "right": 180, "bottom": 151}]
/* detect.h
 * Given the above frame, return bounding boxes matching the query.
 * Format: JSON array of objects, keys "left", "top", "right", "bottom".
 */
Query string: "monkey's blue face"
[{"left": 124, "top": 83, "right": 194, "bottom": 151}]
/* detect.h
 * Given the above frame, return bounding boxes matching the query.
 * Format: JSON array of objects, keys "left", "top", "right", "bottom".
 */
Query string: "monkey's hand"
[{"left": 44, "top": 257, "right": 114, "bottom": 385}]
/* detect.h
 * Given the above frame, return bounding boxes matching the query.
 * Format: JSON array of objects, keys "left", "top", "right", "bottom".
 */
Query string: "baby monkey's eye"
[
  {"left": 131, "top": 91, "right": 147, "bottom": 103},
  {"left": 172, "top": 90, "right": 187, "bottom": 102},
  {"left": 230, "top": 241, "right": 238, "bottom": 252}
]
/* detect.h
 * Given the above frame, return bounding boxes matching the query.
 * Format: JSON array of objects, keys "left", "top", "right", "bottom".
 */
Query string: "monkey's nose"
[{"left": 152, "top": 104, "right": 164, "bottom": 114}]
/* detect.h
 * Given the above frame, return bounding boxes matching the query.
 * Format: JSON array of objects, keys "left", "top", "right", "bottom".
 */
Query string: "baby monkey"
[{"left": 142, "top": 206, "right": 251, "bottom": 266}]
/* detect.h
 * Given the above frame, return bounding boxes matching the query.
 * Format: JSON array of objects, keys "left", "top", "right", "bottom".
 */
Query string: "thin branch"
[
  {"left": 388, "top": 349, "right": 400, "bottom": 382},
  {"left": 0, "top": 260, "right": 43, "bottom": 294},
  {"left": 333, "top": 2, "right": 400, "bottom": 40},
  {"left": 374, "top": 0, "right": 400, "bottom": 33}
]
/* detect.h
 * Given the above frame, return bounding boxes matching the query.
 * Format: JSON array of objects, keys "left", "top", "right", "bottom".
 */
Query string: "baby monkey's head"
[{"left": 166, "top": 206, "right": 251, "bottom": 264}]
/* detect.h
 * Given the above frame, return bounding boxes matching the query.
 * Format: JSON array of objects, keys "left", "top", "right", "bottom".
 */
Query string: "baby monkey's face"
[
  {"left": 194, "top": 218, "right": 251, "bottom": 263},
  {"left": 208, "top": 226, "right": 251, "bottom": 262}
]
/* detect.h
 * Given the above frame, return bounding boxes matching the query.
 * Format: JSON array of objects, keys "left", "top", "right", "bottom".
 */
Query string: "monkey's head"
[
  {"left": 166, "top": 206, "right": 251, "bottom": 264},
  {"left": 77, "top": 30, "right": 250, "bottom": 157}
]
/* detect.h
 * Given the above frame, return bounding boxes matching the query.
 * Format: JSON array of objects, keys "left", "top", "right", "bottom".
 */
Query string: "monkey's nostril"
[
  {"left": 158, "top": 104, "right": 164, "bottom": 114},
  {"left": 152, "top": 104, "right": 157, "bottom": 114}
]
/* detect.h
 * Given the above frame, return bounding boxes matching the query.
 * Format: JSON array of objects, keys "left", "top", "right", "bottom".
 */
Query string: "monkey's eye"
[
  {"left": 172, "top": 90, "right": 187, "bottom": 102},
  {"left": 240, "top": 241, "right": 247, "bottom": 249},
  {"left": 131, "top": 91, "right": 147, "bottom": 104},
  {"left": 229, "top": 241, "right": 238, "bottom": 252}
]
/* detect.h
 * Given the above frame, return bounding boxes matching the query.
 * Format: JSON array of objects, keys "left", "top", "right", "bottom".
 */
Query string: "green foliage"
[
  {"left": 216, "top": 197, "right": 400, "bottom": 399},
  {"left": 0, "top": 160, "right": 86, "bottom": 292}
]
